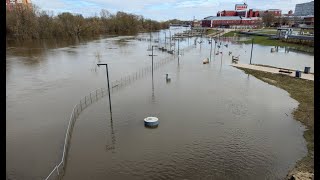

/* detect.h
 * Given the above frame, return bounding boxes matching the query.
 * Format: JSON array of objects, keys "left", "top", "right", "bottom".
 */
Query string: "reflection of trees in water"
[
  {"left": 91, "top": 51, "right": 102, "bottom": 72},
  {"left": 106, "top": 113, "right": 116, "bottom": 153},
  {"left": 6, "top": 36, "right": 102, "bottom": 68},
  {"left": 114, "top": 39, "right": 130, "bottom": 47}
]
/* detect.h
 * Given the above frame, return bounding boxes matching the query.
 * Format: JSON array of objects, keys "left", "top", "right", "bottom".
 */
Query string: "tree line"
[
  {"left": 6, "top": 5, "right": 177, "bottom": 40},
  {"left": 261, "top": 12, "right": 300, "bottom": 27}
]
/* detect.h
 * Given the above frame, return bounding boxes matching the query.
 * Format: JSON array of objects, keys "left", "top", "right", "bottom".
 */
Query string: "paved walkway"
[
  {"left": 207, "top": 29, "right": 234, "bottom": 37},
  {"left": 231, "top": 63, "right": 314, "bottom": 81}
]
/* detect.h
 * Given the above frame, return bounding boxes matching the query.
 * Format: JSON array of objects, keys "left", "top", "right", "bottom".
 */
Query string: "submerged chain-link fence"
[{"left": 44, "top": 44, "right": 195, "bottom": 180}]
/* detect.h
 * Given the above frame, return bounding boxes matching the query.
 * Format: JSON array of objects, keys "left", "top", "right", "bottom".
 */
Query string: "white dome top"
[{"left": 144, "top": 117, "right": 159, "bottom": 122}]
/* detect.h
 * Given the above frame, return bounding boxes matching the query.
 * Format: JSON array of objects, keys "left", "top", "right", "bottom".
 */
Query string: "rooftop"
[
  {"left": 203, "top": 16, "right": 253, "bottom": 21},
  {"left": 267, "top": 9, "right": 282, "bottom": 11}
]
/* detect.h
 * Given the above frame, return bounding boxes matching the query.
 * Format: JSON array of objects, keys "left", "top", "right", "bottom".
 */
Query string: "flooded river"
[{"left": 6, "top": 28, "right": 313, "bottom": 180}]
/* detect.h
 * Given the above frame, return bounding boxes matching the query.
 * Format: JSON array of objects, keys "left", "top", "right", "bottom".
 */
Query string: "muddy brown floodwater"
[{"left": 6, "top": 27, "right": 313, "bottom": 180}]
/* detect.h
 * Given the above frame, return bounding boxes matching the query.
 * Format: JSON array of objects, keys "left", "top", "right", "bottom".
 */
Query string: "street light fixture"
[
  {"left": 250, "top": 38, "right": 254, "bottom": 64},
  {"left": 163, "top": 32, "right": 167, "bottom": 49},
  {"left": 209, "top": 37, "right": 213, "bottom": 62},
  {"left": 149, "top": 45, "right": 158, "bottom": 77}
]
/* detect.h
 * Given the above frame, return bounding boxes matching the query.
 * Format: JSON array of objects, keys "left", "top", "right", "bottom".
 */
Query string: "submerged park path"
[{"left": 231, "top": 63, "right": 314, "bottom": 81}]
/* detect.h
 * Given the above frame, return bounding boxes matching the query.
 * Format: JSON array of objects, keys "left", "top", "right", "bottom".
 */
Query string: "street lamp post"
[
  {"left": 213, "top": 39, "right": 217, "bottom": 61},
  {"left": 149, "top": 45, "right": 158, "bottom": 77},
  {"left": 177, "top": 38, "right": 180, "bottom": 64},
  {"left": 97, "top": 63, "right": 112, "bottom": 113},
  {"left": 250, "top": 38, "right": 254, "bottom": 64},
  {"left": 209, "top": 37, "right": 213, "bottom": 62},
  {"left": 164, "top": 32, "right": 167, "bottom": 49},
  {"left": 169, "top": 30, "right": 172, "bottom": 51}
]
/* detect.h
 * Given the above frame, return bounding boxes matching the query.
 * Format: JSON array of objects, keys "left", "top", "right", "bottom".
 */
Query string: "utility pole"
[
  {"left": 97, "top": 64, "right": 112, "bottom": 113},
  {"left": 250, "top": 38, "right": 254, "bottom": 64},
  {"left": 214, "top": 39, "right": 217, "bottom": 61},
  {"left": 164, "top": 32, "right": 167, "bottom": 49},
  {"left": 209, "top": 37, "right": 213, "bottom": 62},
  {"left": 220, "top": 44, "right": 223, "bottom": 63},
  {"left": 169, "top": 30, "right": 172, "bottom": 51},
  {"left": 149, "top": 45, "right": 158, "bottom": 77},
  {"left": 177, "top": 38, "right": 180, "bottom": 64}
]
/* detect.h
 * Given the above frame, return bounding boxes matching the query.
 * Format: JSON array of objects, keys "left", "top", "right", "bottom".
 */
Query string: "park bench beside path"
[{"left": 231, "top": 63, "right": 314, "bottom": 81}]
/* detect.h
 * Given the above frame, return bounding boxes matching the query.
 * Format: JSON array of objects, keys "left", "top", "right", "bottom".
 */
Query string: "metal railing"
[{"left": 44, "top": 44, "right": 196, "bottom": 180}]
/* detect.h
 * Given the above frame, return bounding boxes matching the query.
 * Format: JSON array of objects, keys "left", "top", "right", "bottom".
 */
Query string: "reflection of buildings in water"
[{"left": 273, "top": 46, "right": 290, "bottom": 53}]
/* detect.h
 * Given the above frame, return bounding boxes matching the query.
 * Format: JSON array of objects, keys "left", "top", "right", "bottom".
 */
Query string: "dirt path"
[
  {"left": 207, "top": 28, "right": 234, "bottom": 37},
  {"left": 231, "top": 63, "right": 314, "bottom": 81}
]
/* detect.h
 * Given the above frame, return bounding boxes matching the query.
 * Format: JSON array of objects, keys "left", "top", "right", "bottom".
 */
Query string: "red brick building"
[
  {"left": 216, "top": 2, "right": 282, "bottom": 18},
  {"left": 264, "top": 9, "right": 282, "bottom": 16},
  {"left": 191, "top": 20, "right": 201, "bottom": 27},
  {"left": 202, "top": 16, "right": 261, "bottom": 28},
  {"left": 303, "top": 16, "right": 314, "bottom": 25},
  {"left": 217, "top": 9, "right": 281, "bottom": 18}
]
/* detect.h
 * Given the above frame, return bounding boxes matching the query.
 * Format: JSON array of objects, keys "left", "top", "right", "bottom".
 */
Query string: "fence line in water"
[{"left": 44, "top": 44, "right": 195, "bottom": 180}]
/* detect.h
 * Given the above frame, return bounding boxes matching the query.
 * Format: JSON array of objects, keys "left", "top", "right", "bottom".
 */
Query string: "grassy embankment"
[
  {"left": 222, "top": 31, "right": 239, "bottom": 37},
  {"left": 235, "top": 67, "right": 314, "bottom": 177},
  {"left": 206, "top": 29, "right": 219, "bottom": 35},
  {"left": 255, "top": 31, "right": 277, "bottom": 34},
  {"left": 222, "top": 31, "right": 313, "bottom": 53},
  {"left": 252, "top": 64, "right": 314, "bottom": 74}
]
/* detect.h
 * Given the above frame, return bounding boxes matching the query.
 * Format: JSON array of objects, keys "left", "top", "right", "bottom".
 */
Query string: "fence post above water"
[{"left": 56, "top": 166, "right": 59, "bottom": 175}]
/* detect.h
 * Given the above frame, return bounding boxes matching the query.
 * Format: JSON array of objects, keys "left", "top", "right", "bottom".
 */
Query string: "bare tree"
[
  {"left": 6, "top": 6, "right": 169, "bottom": 40},
  {"left": 281, "top": 17, "right": 289, "bottom": 26},
  {"left": 262, "top": 12, "right": 275, "bottom": 27}
]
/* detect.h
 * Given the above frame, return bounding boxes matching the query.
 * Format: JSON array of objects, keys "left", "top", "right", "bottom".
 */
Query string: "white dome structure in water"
[{"left": 144, "top": 117, "right": 159, "bottom": 127}]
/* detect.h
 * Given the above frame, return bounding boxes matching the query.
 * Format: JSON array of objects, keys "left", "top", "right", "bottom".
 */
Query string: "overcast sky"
[{"left": 31, "top": 0, "right": 312, "bottom": 21}]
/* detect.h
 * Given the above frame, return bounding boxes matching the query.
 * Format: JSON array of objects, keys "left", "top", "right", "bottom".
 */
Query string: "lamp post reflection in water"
[
  {"left": 106, "top": 113, "right": 116, "bottom": 152},
  {"left": 151, "top": 74, "right": 155, "bottom": 103},
  {"left": 250, "top": 38, "right": 254, "bottom": 64}
]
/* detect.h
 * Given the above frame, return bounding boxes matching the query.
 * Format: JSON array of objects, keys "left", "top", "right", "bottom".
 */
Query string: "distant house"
[
  {"left": 192, "top": 20, "right": 201, "bottom": 27},
  {"left": 264, "top": 9, "right": 282, "bottom": 17},
  {"left": 303, "top": 16, "right": 314, "bottom": 26}
]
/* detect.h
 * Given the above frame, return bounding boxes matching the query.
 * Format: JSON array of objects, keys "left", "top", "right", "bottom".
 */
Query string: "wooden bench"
[{"left": 279, "top": 68, "right": 292, "bottom": 74}]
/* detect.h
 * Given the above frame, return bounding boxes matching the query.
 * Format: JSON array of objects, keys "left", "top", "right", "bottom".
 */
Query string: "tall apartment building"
[{"left": 294, "top": 1, "right": 314, "bottom": 16}]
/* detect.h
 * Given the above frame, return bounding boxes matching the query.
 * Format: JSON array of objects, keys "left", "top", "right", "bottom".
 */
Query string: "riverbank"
[
  {"left": 239, "top": 36, "right": 314, "bottom": 53},
  {"left": 222, "top": 31, "right": 314, "bottom": 54},
  {"left": 234, "top": 67, "right": 314, "bottom": 180},
  {"left": 231, "top": 63, "right": 314, "bottom": 81}
]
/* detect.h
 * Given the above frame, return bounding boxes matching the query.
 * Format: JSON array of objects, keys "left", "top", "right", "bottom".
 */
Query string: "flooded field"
[{"left": 6, "top": 27, "right": 313, "bottom": 180}]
